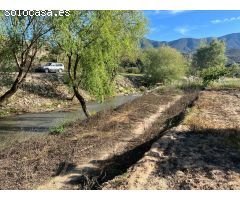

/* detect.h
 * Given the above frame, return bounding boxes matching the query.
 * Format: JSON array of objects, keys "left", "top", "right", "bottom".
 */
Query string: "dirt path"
[
  {"left": 0, "top": 89, "right": 198, "bottom": 189},
  {"left": 103, "top": 90, "right": 240, "bottom": 190},
  {"left": 37, "top": 95, "right": 182, "bottom": 190}
]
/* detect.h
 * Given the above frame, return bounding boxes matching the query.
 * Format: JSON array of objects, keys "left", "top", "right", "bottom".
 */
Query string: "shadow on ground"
[
  {"left": 60, "top": 128, "right": 240, "bottom": 190},
  {"left": 147, "top": 128, "right": 240, "bottom": 189}
]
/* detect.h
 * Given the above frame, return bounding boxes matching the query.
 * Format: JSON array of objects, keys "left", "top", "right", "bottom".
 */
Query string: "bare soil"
[
  {"left": 0, "top": 73, "right": 79, "bottom": 116},
  {"left": 0, "top": 73, "right": 142, "bottom": 117},
  {"left": 0, "top": 88, "right": 198, "bottom": 189},
  {"left": 103, "top": 89, "right": 240, "bottom": 190}
]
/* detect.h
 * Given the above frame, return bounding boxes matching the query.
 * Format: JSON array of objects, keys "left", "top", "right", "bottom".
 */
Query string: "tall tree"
[
  {"left": 54, "top": 11, "right": 146, "bottom": 117},
  {"left": 192, "top": 39, "right": 228, "bottom": 86},
  {"left": 0, "top": 11, "right": 53, "bottom": 104},
  {"left": 192, "top": 39, "right": 227, "bottom": 69}
]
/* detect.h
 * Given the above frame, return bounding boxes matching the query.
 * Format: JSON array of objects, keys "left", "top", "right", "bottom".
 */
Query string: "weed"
[
  {"left": 0, "top": 110, "right": 9, "bottom": 117},
  {"left": 49, "top": 125, "right": 65, "bottom": 135},
  {"left": 49, "top": 120, "right": 71, "bottom": 135},
  {"left": 49, "top": 118, "right": 79, "bottom": 135}
]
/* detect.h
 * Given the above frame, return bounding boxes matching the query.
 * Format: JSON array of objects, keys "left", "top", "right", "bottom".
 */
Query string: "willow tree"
[
  {"left": 0, "top": 11, "right": 53, "bottom": 104},
  {"left": 54, "top": 11, "right": 146, "bottom": 117}
]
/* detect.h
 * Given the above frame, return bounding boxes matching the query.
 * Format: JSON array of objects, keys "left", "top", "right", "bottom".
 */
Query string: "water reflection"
[{"left": 0, "top": 94, "right": 140, "bottom": 135}]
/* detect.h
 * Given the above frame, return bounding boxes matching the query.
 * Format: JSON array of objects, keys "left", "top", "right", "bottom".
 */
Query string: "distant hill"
[
  {"left": 226, "top": 49, "right": 240, "bottom": 63},
  {"left": 142, "top": 33, "right": 240, "bottom": 52},
  {"left": 141, "top": 33, "right": 240, "bottom": 63}
]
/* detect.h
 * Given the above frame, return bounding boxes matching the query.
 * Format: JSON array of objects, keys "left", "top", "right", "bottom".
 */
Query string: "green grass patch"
[
  {"left": 209, "top": 78, "right": 240, "bottom": 89},
  {"left": 49, "top": 124, "right": 65, "bottom": 135},
  {"left": 49, "top": 119, "right": 74, "bottom": 135}
]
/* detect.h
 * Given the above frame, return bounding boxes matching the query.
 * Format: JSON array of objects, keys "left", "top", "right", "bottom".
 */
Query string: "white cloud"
[
  {"left": 148, "top": 10, "right": 187, "bottom": 16},
  {"left": 211, "top": 19, "right": 221, "bottom": 24},
  {"left": 168, "top": 10, "right": 186, "bottom": 15},
  {"left": 174, "top": 26, "right": 190, "bottom": 35},
  {"left": 211, "top": 16, "right": 240, "bottom": 24}
]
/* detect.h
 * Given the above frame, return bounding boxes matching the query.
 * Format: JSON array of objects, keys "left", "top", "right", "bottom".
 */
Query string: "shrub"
[
  {"left": 200, "top": 66, "right": 228, "bottom": 86},
  {"left": 228, "top": 63, "right": 240, "bottom": 78},
  {"left": 143, "top": 46, "right": 188, "bottom": 84}
]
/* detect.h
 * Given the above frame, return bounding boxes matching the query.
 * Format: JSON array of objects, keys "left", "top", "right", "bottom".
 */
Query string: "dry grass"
[
  {"left": 184, "top": 90, "right": 240, "bottom": 130},
  {"left": 0, "top": 89, "right": 190, "bottom": 189},
  {"left": 103, "top": 89, "right": 240, "bottom": 190}
]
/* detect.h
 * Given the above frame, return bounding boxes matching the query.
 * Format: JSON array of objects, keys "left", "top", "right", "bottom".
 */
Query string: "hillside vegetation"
[{"left": 141, "top": 33, "right": 240, "bottom": 63}]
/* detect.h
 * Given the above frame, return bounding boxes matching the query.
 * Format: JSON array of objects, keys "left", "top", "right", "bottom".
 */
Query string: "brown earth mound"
[
  {"left": 0, "top": 73, "right": 143, "bottom": 117},
  {"left": 0, "top": 73, "right": 78, "bottom": 116},
  {"left": 0, "top": 89, "right": 198, "bottom": 189},
  {"left": 103, "top": 89, "right": 240, "bottom": 190}
]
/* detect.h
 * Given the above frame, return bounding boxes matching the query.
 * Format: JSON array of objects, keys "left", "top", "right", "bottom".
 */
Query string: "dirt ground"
[
  {"left": 0, "top": 73, "right": 142, "bottom": 117},
  {"left": 0, "top": 73, "right": 79, "bottom": 116},
  {"left": 103, "top": 89, "right": 240, "bottom": 190},
  {"left": 0, "top": 88, "right": 198, "bottom": 189}
]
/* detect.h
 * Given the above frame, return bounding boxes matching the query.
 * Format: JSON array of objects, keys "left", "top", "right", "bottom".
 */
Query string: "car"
[{"left": 36, "top": 62, "right": 64, "bottom": 73}]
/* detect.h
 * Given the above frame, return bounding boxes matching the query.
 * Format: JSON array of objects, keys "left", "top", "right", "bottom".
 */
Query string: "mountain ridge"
[{"left": 142, "top": 32, "right": 240, "bottom": 53}]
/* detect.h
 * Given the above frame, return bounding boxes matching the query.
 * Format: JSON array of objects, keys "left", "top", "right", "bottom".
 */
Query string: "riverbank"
[
  {"left": 0, "top": 88, "right": 198, "bottom": 189},
  {"left": 0, "top": 94, "right": 139, "bottom": 151},
  {"left": 102, "top": 89, "right": 240, "bottom": 190},
  {"left": 0, "top": 73, "right": 144, "bottom": 117}
]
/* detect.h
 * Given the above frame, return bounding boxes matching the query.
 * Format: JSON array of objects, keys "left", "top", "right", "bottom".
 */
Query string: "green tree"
[
  {"left": 0, "top": 11, "right": 53, "bottom": 104},
  {"left": 143, "top": 46, "right": 187, "bottom": 84},
  {"left": 200, "top": 66, "right": 228, "bottom": 86},
  {"left": 192, "top": 39, "right": 227, "bottom": 69},
  {"left": 54, "top": 11, "right": 146, "bottom": 117},
  {"left": 193, "top": 39, "right": 228, "bottom": 86}
]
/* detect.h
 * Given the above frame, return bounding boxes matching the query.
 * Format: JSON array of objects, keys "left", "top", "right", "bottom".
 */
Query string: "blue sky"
[{"left": 144, "top": 10, "right": 240, "bottom": 41}]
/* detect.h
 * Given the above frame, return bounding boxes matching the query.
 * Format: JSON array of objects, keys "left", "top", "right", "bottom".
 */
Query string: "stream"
[{"left": 0, "top": 94, "right": 140, "bottom": 135}]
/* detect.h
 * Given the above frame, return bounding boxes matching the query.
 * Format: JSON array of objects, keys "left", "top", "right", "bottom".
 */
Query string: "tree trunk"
[
  {"left": 73, "top": 86, "right": 90, "bottom": 118},
  {"left": 0, "top": 69, "right": 23, "bottom": 104}
]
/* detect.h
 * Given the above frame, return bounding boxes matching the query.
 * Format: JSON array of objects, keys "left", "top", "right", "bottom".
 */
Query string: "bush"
[
  {"left": 143, "top": 46, "right": 188, "bottom": 84},
  {"left": 200, "top": 66, "right": 228, "bottom": 86},
  {"left": 228, "top": 63, "right": 240, "bottom": 78}
]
